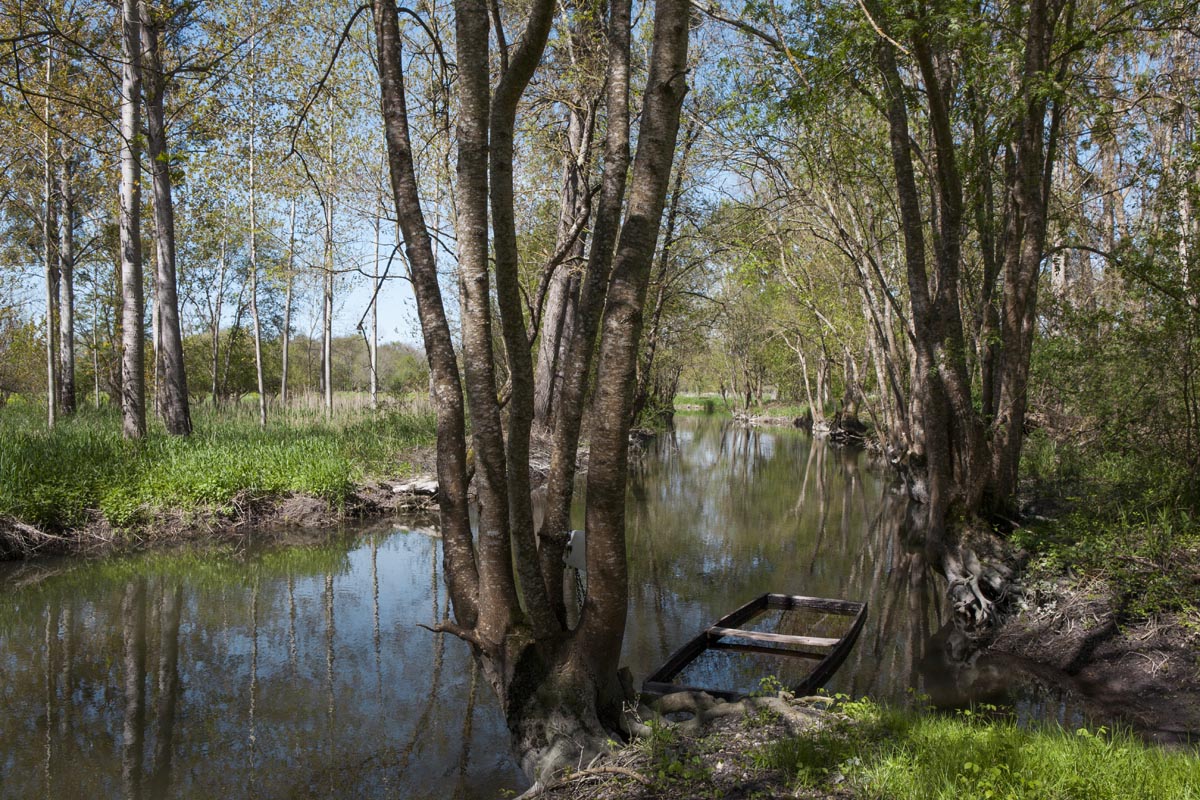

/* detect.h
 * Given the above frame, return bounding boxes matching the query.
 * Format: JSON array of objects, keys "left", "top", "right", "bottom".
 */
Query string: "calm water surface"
[{"left": 0, "top": 417, "right": 1088, "bottom": 798}]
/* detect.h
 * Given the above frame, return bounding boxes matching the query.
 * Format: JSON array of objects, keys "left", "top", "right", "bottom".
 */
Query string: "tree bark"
[
  {"left": 281, "top": 200, "right": 296, "bottom": 407},
  {"left": 120, "top": 0, "right": 146, "bottom": 439},
  {"left": 374, "top": 0, "right": 480, "bottom": 628},
  {"left": 58, "top": 151, "right": 75, "bottom": 415},
  {"left": 247, "top": 24, "right": 266, "bottom": 428},
  {"left": 210, "top": 232, "right": 226, "bottom": 406},
  {"left": 43, "top": 49, "right": 58, "bottom": 430},
  {"left": 537, "top": 0, "right": 633, "bottom": 617},
  {"left": 578, "top": 0, "right": 690, "bottom": 684},
  {"left": 140, "top": 0, "right": 191, "bottom": 435},
  {"left": 533, "top": 74, "right": 596, "bottom": 428},
  {"left": 987, "top": 0, "right": 1071, "bottom": 509},
  {"left": 322, "top": 93, "right": 335, "bottom": 418}
]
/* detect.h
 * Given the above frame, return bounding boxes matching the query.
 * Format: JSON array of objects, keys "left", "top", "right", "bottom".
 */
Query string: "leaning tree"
[{"left": 371, "top": 0, "right": 690, "bottom": 782}]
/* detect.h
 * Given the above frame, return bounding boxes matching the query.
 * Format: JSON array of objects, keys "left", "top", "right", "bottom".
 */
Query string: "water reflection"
[
  {"left": 621, "top": 418, "right": 1099, "bottom": 725},
  {"left": 0, "top": 417, "right": 1103, "bottom": 799},
  {"left": 0, "top": 532, "right": 524, "bottom": 799},
  {"left": 620, "top": 417, "right": 948, "bottom": 702}
]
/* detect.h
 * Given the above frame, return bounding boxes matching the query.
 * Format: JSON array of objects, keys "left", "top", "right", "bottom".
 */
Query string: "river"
[{"left": 0, "top": 415, "right": 1093, "bottom": 798}]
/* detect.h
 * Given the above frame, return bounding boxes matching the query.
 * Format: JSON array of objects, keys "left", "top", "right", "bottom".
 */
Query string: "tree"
[
  {"left": 119, "top": 0, "right": 146, "bottom": 439},
  {"left": 140, "top": 0, "right": 192, "bottom": 435},
  {"left": 372, "top": 0, "right": 689, "bottom": 779}
]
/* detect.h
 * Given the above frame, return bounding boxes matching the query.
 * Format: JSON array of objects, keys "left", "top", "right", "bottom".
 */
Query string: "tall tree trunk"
[
  {"left": 43, "top": 48, "right": 58, "bottom": 429},
  {"left": 632, "top": 119, "right": 696, "bottom": 423},
  {"left": 140, "top": 1, "right": 190, "bottom": 435},
  {"left": 987, "top": 0, "right": 1070, "bottom": 509},
  {"left": 210, "top": 233, "right": 226, "bottom": 406},
  {"left": 120, "top": 0, "right": 146, "bottom": 439},
  {"left": 58, "top": 151, "right": 76, "bottom": 415},
  {"left": 533, "top": 96, "right": 594, "bottom": 428},
  {"left": 374, "top": 0, "right": 689, "bottom": 782},
  {"left": 280, "top": 200, "right": 296, "bottom": 408},
  {"left": 322, "top": 93, "right": 335, "bottom": 418},
  {"left": 374, "top": 0, "right": 480, "bottom": 631},
  {"left": 537, "top": 0, "right": 634, "bottom": 616},
  {"left": 247, "top": 27, "right": 266, "bottom": 428},
  {"left": 370, "top": 193, "right": 380, "bottom": 411},
  {"left": 578, "top": 0, "right": 690, "bottom": 687}
]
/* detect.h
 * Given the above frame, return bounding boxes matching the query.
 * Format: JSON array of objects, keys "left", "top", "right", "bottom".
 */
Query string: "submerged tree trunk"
[
  {"left": 140, "top": 1, "right": 191, "bottom": 436},
  {"left": 119, "top": 0, "right": 146, "bottom": 439}
]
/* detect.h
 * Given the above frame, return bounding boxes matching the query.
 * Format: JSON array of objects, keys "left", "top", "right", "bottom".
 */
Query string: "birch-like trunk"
[
  {"left": 247, "top": 28, "right": 267, "bottom": 428},
  {"left": 119, "top": 0, "right": 146, "bottom": 439},
  {"left": 280, "top": 200, "right": 296, "bottom": 408},
  {"left": 210, "top": 233, "right": 226, "bottom": 406},
  {"left": 43, "top": 42, "right": 58, "bottom": 428},
  {"left": 370, "top": 191, "right": 380, "bottom": 411},
  {"left": 58, "top": 152, "right": 75, "bottom": 415},
  {"left": 322, "top": 93, "right": 335, "bottom": 418}
]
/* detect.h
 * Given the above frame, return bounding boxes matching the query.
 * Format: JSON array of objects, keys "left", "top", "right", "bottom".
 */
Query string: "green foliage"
[
  {"left": 1013, "top": 501, "right": 1199, "bottom": 619},
  {"left": 640, "top": 719, "right": 714, "bottom": 787},
  {"left": 0, "top": 404, "right": 435, "bottom": 530},
  {"left": 756, "top": 698, "right": 1200, "bottom": 799}
]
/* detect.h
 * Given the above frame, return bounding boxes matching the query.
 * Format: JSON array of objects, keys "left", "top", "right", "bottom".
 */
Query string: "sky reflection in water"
[{"left": 0, "top": 417, "right": 1090, "bottom": 799}]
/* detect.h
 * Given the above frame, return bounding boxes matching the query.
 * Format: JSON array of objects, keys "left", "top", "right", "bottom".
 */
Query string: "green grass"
[
  {"left": 0, "top": 403, "right": 436, "bottom": 529},
  {"left": 757, "top": 697, "right": 1200, "bottom": 799},
  {"left": 672, "top": 394, "right": 811, "bottom": 419}
]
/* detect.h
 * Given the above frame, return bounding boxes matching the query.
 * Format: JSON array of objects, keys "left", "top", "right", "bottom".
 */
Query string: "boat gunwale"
[{"left": 641, "top": 592, "right": 868, "bottom": 701}]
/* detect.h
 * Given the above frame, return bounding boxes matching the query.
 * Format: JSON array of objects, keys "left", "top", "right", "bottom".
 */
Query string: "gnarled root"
[{"left": 944, "top": 545, "right": 1013, "bottom": 632}]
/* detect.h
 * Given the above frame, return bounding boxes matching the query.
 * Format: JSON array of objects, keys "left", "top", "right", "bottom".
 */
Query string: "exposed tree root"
[{"left": 942, "top": 532, "right": 1017, "bottom": 633}]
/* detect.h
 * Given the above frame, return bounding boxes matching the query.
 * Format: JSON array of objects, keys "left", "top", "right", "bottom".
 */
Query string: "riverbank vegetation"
[
  {"left": 0, "top": 401, "right": 435, "bottom": 537},
  {"left": 535, "top": 694, "right": 1199, "bottom": 799},
  {"left": 2, "top": 0, "right": 1200, "bottom": 790},
  {"left": 778, "top": 698, "right": 1200, "bottom": 800}
]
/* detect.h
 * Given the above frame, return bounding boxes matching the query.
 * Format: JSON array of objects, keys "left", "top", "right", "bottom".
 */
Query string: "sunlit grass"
[
  {"left": 756, "top": 697, "right": 1200, "bottom": 799},
  {"left": 0, "top": 403, "right": 436, "bottom": 529},
  {"left": 673, "top": 394, "right": 812, "bottom": 421}
]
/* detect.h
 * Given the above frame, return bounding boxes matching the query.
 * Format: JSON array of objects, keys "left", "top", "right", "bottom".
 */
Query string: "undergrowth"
[
  {"left": 756, "top": 696, "right": 1200, "bottom": 799},
  {"left": 1016, "top": 435, "right": 1200, "bottom": 618},
  {"left": 0, "top": 404, "right": 436, "bottom": 530}
]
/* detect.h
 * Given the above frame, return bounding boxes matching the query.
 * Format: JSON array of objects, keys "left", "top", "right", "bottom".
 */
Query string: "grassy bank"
[
  {"left": 0, "top": 402, "right": 436, "bottom": 532},
  {"left": 544, "top": 695, "right": 1199, "bottom": 799},
  {"left": 673, "top": 394, "right": 811, "bottom": 420},
  {"left": 759, "top": 697, "right": 1199, "bottom": 799}
]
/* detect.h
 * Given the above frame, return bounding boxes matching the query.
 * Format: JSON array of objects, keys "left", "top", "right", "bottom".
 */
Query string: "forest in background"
[{"left": 0, "top": 0, "right": 1197, "bottom": 787}]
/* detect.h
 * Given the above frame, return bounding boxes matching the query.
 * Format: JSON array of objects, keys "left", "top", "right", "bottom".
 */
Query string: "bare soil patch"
[{"left": 990, "top": 578, "right": 1200, "bottom": 744}]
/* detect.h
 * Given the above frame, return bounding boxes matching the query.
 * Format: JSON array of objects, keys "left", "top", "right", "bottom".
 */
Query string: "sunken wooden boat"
[{"left": 642, "top": 593, "right": 868, "bottom": 701}]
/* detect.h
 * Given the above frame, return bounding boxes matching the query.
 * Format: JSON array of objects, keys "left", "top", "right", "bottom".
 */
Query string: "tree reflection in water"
[
  {"left": 0, "top": 417, "right": 1099, "bottom": 799},
  {"left": 0, "top": 532, "right": 522, "bottom": 799}
]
